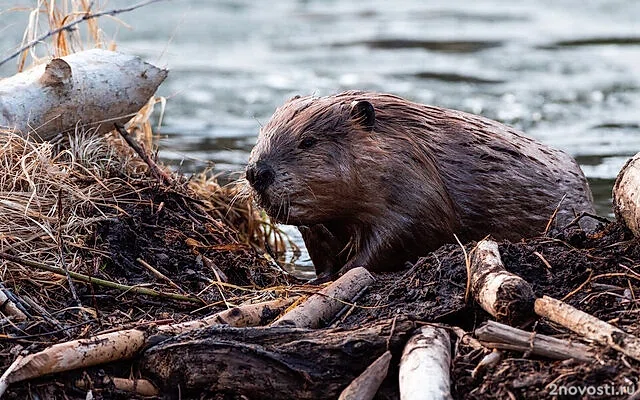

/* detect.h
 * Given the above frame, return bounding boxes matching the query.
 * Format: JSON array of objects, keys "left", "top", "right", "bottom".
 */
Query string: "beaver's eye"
[{"left": 298, "top": 137, "right": 317, "bottom": 149}]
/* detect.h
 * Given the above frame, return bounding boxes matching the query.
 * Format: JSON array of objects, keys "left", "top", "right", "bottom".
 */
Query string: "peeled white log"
[
  {"left": 535, "top": 295, "right": 640, "bottom": 362},
  {"left": 470, "top": 239, "right": 535, "bottom": 324},
  {"left": 339, "top": 350, "right": 392, "bottom": 400},
  {"left": 0, "top": 299, "right": 293, "bottom": 392},
  {"left": 0, "top": 49, "right": 167, "bottom": 140},
  {"left": 399, "top": 325, "right": 452, "bottom": 400},
  {"left": 271, "top": 267, "right": 375, "bottom": 328},
  {"left": 613, "top": 152, "right": 640, "bottom": 237},
  {"left": 5, "top": 329, "right": 146, "bottom": 386}
]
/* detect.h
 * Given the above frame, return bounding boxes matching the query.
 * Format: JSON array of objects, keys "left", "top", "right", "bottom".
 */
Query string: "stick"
[
  {"left": 399, "top": 325, "right": 452, "bottom": 400},
  {"left": 0, "top": 0, "right": 166, "bottom": 68},
  {"left": 475, "top": 320, "right": 593, "bottom": 361},
  {"left": 470, "top": 239, "right": 535, "bottom": 324},
  {"left": 0, "top": 288, "right": 27, "bottom": 321},
  {"left": 613, "top": 152, "right": 640, "bottom": 237},
  {"left": 339, "top": 350, "right": 392, "bottom": 400},
  {"left": 471, "top": 349, "right": 502, "bottom": 379},
  {"left": 535, "top": 295, "right": 640, "bottom": 362},
  {"left": 115, "top": 123, "right": 174, "bottom": 185},
  {"left": 0, "top": 251, "right": 202, "bottom": 304},
  {"left": 75, "top": 376, "right": 159, "bottom": 397},
  {"left": 156, "top": 297, "right": 297, "bottom": 335},
  {"left": 0, "top": 299, "right": 293, "bottom": 390},
  {"left": 271, "top": 267, "right": 375, "bottom": 328}
]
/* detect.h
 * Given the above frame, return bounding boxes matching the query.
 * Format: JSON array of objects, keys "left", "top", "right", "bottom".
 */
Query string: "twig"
[
  {"left": 137, "top": 258, "right": 186, "bottom": 294},
  {"left": 0, "top": 354, "right": 24, "bottom": 397},
  {"left": 0, "top": 251, "right": 203, "bottom": 304},
  {"left": 544, "top": 194, "right": 566, "bottom": 235},
  {"left": 454, "top": 233, "right": 472, "bottom": 303},
  {"left": 56, "top": 189, "right": 84, "bottom": 314},
  {"left": 0, "top": 0, "right": 167, "bottom": 69},
  {"left": 114, "top": 123, "right": 174, "bottom": 185}
]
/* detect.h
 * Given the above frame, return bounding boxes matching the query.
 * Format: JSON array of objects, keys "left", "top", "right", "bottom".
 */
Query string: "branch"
[
  {"left": 0, "top": 251, "right": 203, "bottom": 304},
  {"left": 0, "top": 0, "right": 167, "bottom": 69}
]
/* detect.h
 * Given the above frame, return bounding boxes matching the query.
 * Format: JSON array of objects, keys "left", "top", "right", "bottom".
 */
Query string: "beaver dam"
[{"left": 1, "top": 4, "right": 640, "bottom": 400}]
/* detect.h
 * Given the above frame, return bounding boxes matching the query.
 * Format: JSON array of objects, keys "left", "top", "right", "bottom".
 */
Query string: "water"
[{"left": 1, "top": 0, "right": 639, "bottom": 278}]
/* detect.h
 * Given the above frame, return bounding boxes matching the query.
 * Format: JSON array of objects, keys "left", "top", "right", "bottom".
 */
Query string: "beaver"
[{"left": 246, "top": 91, "right": 595, "bottom": 280}]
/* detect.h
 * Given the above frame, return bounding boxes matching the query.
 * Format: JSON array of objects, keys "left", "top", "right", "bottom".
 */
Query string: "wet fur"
[{"left": 248, "top": 91, "right": 595, "bottom": 277}]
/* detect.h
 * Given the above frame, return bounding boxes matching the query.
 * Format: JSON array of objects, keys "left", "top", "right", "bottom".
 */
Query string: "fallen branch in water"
[{"left": 0, "top": 251, "right": 203, "bottom": 304}]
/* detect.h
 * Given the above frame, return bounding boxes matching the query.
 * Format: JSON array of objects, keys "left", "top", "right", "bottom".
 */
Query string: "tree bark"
[{"left": 142, "top": 318, "right": 415, "bottom": 399}]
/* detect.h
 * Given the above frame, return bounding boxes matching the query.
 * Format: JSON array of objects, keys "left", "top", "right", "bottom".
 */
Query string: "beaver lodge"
[{"left": 1, "top": 2, "right": 640, "bottom": 399}]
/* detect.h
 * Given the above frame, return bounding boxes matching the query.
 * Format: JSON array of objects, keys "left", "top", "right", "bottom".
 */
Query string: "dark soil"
[{"left": 3, "top": 197, "right": 639, "bottom": 399}]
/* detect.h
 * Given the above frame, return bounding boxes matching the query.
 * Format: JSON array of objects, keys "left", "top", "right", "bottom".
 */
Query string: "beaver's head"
[{"left": 246, "top": 93, "right": 377, "bottom": 225}]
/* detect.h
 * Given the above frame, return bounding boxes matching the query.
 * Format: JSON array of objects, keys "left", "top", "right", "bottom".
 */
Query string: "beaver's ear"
[{"left": 350, "top": 100, "right": 375, "bottom": 132}]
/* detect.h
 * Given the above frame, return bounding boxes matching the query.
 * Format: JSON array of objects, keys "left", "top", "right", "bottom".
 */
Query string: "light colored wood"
[
  {"left": 157, "top": 297, "right": 296, "bottom": 335},
  {"left": 613, "top": 152, "right": 640, "bottom": 236},
  {"left": 6, "top": 329, "right": 146, "bottom": 384},
  {"left": 470, "top": 239, "right": 535, "bottom": 324},
  {"left": 272, "top": 267, "right": 374, "bottom": 328},
  {"left": 475, "top": 320, "right": 593, "bottom": 361},
  {"left": 339, "top": 350, "right": 392, "bottom": 400},
  {"left": 0, "top": 289, "right": 27, "bottom": 321},
  {"left": 0, "top": 49, "right": 167, "bottom": 141},
  {"left": 535, "top": 295, "right": 640, "bottom": 362},
  {"left": 399, "top": 325, "right": 452, "bottom": 400}
]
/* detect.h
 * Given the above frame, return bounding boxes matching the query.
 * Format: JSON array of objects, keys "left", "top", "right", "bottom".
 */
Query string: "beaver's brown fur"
[{"left": 246, "top": 91, "right": 595, "bottom": 279}]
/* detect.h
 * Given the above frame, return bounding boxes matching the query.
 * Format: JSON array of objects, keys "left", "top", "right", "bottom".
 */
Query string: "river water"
[{"left": 1, "top": 0, "right": 639, "bottom": 277}]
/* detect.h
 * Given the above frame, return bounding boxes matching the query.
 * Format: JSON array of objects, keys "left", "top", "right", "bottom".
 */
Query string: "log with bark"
[
  {"left": 142, "top": 317, "right": 415, "bottom": 399},
  {"left": 613, "top": 152, "right": 640, "bottom": 237},
  {"left": 0, "top": 49, "right": 167, "bottom": 141},
  {"left": 470, "top": 239, "right": 535, "bottom": 325},
  {"left": 475, "top": 320, "right": 594, "bottom": 361},
  {"left": 535, "top": 295, "right": 640, "bottom": 362}
]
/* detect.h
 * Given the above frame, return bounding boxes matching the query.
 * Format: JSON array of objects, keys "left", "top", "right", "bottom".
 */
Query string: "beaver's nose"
[{"left": 246, "top": 161, "right": 276, "bottom": 192}]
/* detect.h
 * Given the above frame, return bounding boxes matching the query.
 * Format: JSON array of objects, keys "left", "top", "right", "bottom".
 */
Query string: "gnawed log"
[
  {"left": 475, "top": 320, "right": 594, "bottom": 361},
  {"left": 142, "top": 318, "right": 415, "bottom": 399},
  {"left": 399, "top": 325, "right": 452, "bottom": 400},
  {"left": 4, "top": 329, "right": 146, "bottom": 387},
  {"left": 535, "top": 295, "right": 640, "bottom": 362},
  {"left": 470, "top": 239, "right": 535, "bottom": 324},
  {"left": 339, "top": 350, "right": 392, "bottom": 400},
  {"left": 0, "top": 299, "right": 293, "bottom": 392},
  {"left": 613, "top": 152, "right": 640, "bottom": 237},
  {"left": 272, "top": 267, "right": 374, "bottom": 328},
  {"left": 0, "top": 49, "right": 167, "bottom": 141}
]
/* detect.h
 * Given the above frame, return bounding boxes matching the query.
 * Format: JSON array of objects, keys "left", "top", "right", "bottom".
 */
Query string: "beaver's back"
[{"left": 419, "top": 107, "right": 593, "bottom": 240}]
